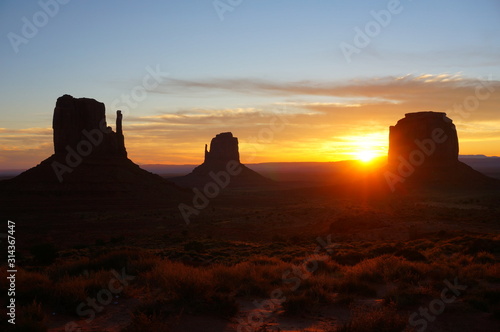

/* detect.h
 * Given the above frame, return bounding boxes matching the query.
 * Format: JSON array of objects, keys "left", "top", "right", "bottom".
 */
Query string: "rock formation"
[
  {"left": 388, "top": 112, "right": 459, "bottom": 166},
  {"left": 170, "top": 132, "right": 272, "bottom": 188},
  {"left": 204, "top": 132, "right": 240, "bottom": 165},
  {"left": 386, "top": 111, "right": 497, "bottom": 189},
  {"left": 53, "top": 94, "right": 127, "bottom": 158},
  {"left": 0, "top": 95, "right": 184, "bottom": 210}
]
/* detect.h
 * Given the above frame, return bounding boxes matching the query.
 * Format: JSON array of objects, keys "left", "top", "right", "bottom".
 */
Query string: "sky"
[{"left": 1, "top": 0, "right": 499, "bottom": 169}]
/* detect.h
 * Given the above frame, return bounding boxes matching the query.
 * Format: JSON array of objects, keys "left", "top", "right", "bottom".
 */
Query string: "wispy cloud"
[{"left": 153, "top": 74, "right": 500, "bottom": 122}]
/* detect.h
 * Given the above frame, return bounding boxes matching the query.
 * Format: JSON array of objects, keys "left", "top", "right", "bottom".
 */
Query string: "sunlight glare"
[{"left": 356, "top": 150, "right": 377, "bottom": 163}]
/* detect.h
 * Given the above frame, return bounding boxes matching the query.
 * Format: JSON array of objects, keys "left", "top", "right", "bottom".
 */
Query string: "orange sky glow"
[{"left": 1, "top": 75, "right": 499, "bottom": 169}]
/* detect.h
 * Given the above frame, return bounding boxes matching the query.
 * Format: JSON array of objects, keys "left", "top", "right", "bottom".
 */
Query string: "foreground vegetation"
[{"left": 2, "top": 231, "right": 500, "bottom": 331}]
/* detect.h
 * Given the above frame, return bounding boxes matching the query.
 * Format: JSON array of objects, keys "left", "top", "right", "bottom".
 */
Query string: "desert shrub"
[
  {"left": 47, "top": 248, "right": 144, "bottom": 281},
  {"left": 395, "top": 249, "right": 427, "bottom": 262},
  {"left": 383, "top": 283, "right": 432, "bottom": 308},
  {"left": 459, "top": 261, "right": 499, "bottom": 282},
  {"left": 346, "top": 255, "right": 428, "bottom": 284},
  {"left": 50, "top": 275, "right": 93, "bottom": 312},
  {"left": 211, "top": 257, "right": 288, "bottom": 297},
  {"left": 14, "top": 268, "right": 51, "bottom": 305},
  {"left": 46, "top": 257, "right": 91, "bottom": 280},
  {"left": 473, "top": 251, "right": 496, "bottom": 264},
  {"left": 49, "top": 269, "right": 125, "bottom": 313},
  {"left": 127, "top": 254, "right": 160, "bottom": 274},
  {"left": 88, "top": 248, "right": 142, "bottom": 271},
  {"left": 484, "top": 263, "right": 500, "bottom": 282},
  {"left": 10, "top": 301, "right": 47, "bottom": 332},
  {"left": 294, "top": 274, "right": 337, "bottom": 304},
  {"left": 141, "top": 260, "right": 238, "bottom": 316},
  {"left": 337, "top": 304, "right": 412, "bottom": 332}
]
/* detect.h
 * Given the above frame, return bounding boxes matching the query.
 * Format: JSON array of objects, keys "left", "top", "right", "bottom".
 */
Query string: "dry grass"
[
  {"left": 8, "top": 233, "right": 500, "bottom": 331},
  {"left": 336, "top": 304, "right": 414, "bottom": 332}
]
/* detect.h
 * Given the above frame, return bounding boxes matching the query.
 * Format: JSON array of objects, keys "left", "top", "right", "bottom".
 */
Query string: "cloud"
[
  {"left": 0, "top": 127, "right": 52, "bottom": 135},
  {"left": 152, "top": 74, "right": 500, "bottom": 124}
]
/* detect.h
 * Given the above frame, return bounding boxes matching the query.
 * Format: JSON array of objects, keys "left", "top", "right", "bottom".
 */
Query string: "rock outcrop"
[
  {"left": 171, "top": 132, "right": 272, "bottom": 188},
  {"left": 53, "top": 94, "right": 127, "bottom": 157},
  {"left": 386, "top": 111, "right": 498, "bottom": 189},
  {"left": 0, "top": 95, "right": 184, "bottom": 211},
  {"left": 204, "top": 132, "right": 240, "bottom": 165},
  {"left": 388, "top": 112, "right": 458, "bottom": 166}
]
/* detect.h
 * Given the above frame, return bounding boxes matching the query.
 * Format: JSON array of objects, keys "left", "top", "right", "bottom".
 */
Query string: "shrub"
[
  {"left": 337, "top": 304, "right": 412, "bottom": 332},
  {"left": 13, "top": 301, "right": 47, "bottom": 332}
]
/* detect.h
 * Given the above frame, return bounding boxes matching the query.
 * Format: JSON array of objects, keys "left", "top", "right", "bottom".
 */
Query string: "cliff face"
[
  {"left": 204, "top": 132, "right": 240, "bottom": 165},
  {"left": 385, "top": 111, "right": 500, "bottom": 190},
  {"left": 53, "top": 94, "right": 127, "bottom": 158},
  {"left": 388, "top": 112, "right": 458, "bottom": 166}
]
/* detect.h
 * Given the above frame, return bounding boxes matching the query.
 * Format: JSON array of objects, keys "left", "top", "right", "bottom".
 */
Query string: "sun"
[{"left": 356, "top": 150, "right": 377, "bottom": 163}]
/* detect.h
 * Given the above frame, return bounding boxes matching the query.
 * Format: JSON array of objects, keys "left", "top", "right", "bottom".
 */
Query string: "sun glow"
[
  {"left": 356, "top": 150, "right": 377, "bottom": 163},
  {"left": 335, "top": 132, "right": 388, "bottom": 163}
]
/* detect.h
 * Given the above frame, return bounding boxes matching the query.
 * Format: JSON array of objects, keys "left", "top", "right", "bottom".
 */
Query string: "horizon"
[
  {"left": 1, "top": 1, "right": 500, "bottom": 169},
  {"left": 0, "top": 152, "right": 498, "bottom": 174}
]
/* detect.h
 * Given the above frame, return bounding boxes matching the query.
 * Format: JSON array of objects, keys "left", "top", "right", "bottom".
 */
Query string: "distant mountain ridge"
[
  {"left": 141, "top": 155, "right": 500, "bottom": 182},
  {"left": 2, "top": 155, "right": 499, "bottom": 181}
]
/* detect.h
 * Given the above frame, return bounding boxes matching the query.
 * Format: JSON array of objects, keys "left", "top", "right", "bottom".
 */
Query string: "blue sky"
[{"left": 1, "top": 0, "right": 499, "bottom": 168}]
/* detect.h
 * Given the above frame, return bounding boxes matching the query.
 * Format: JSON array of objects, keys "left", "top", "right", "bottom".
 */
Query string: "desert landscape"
[
  {"left": 1, "top": 1, "right": 500, "bottom": 332},
  {"left": 1, "top": 95, "right": 500, "bottom": 332}
]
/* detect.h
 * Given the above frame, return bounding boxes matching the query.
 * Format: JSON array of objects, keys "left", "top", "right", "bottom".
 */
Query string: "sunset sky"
[{"left": 1, "top": 0, "right": 499, "bottom": 169}]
